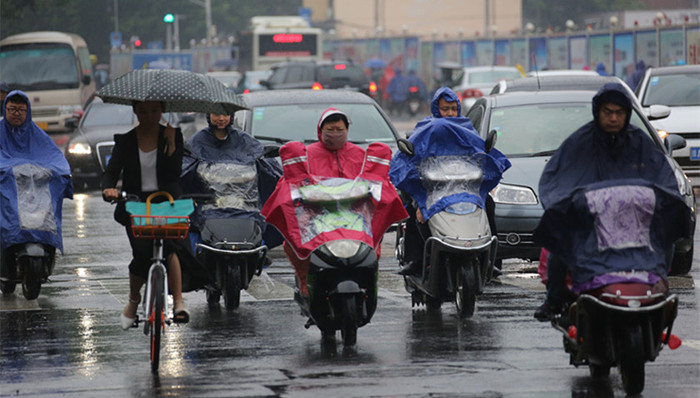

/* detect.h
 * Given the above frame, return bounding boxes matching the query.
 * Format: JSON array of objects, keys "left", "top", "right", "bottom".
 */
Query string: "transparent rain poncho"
[
  {"left": 419, "top": 155, "right": 484, "bottom": 215},
  {"left": 196, "top": 162, "right": 259, "bottom": 211},
  {"left": 291, "top": 177, "right": 380, "bottom": 244},
  {"left": 14, "top": 163, "right": 57, "bottom": 233}
]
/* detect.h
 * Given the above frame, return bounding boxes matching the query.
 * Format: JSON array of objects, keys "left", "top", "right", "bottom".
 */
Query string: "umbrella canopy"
[
  {"left": 364, "top": 58, "right": 387, "bottom": 69},
  {"left": 97, "top": 69, "right": 247, "bottom": 115}
]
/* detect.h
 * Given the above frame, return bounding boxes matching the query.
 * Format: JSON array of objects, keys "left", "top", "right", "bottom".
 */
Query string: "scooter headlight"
[{"left": 324, "top": 240, "right": 362, "bottom": 258}]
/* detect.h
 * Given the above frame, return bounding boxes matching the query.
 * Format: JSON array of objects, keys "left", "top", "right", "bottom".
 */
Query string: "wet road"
[
  {"left": 2, "top": 188, "right": 699, "bottom": 397},
  {"left": 3, "top": 110, "right": 700, "bottom": 397}
]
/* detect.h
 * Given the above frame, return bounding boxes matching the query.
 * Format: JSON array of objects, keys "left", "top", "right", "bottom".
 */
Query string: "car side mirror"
[
  {"left": 664, "top": 133, "right": 686, "bottom": 154},
  {"left": 397, "top": 138, "right": 415, "bottom": 157},
  {"left": 484, "top": 129, "right": 498, "bottom": 153},
  {"left": 82, "top": 75, "right": 91, "bottom": 85},
  {"left": 64, "top": 117, "right": 78, "bottom": 130},
  {"left": 646, "top": 104, "right": 671, "bottom": 121},
  {"left": 263, "top": 145, "right": 280, "bottom": 158},
  {"left": 259, "top": 80, "right": 270, "bottom": 88}
]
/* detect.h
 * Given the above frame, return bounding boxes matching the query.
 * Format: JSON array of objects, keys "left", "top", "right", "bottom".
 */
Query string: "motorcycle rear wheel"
[
  {"left": 0, "top": 280, "right": 17, "bottom": 294},
  {"left": 619, "top": 324, "right": 645, "bottom": 395},
  {"left": 21, "top": 257, "right": 43, "bottom": 300},
  {"left": 588, "top": 363, "right": 610, "bottom": 378},
  {"left": 456, "top": 265, "right": 477, "bottom": 318},
  {"left": 223, "top": 265, "right": 241, "bottom": 311}
]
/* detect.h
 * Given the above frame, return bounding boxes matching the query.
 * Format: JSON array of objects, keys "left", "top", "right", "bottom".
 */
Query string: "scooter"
[
  {"left": 554, "top": 276, "right": 679, "bottom": 395},
  {"left": 0, "top": 163, "right": 71, "bottom": 300},
  {"left": 406, "top": 85, "right": 423, "bottom": 117},
  {"left": 293, "top": 178, "right": 380, "bottom": 349},
  {"left": 540, "top": 179, "right": 689, "bottom": 395},
  {"left": 187, "top": 161, "right": 269, "bottom": 311},
  {"left": 394, "top": 133, "right": 498, "bottom": 318}
]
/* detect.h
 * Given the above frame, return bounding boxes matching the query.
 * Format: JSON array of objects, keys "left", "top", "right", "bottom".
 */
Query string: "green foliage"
[{"left": 0, "top": 0, "right": 301, "bottom": 66}]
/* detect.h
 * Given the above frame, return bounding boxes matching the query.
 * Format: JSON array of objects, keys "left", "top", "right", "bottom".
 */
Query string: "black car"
[
  {"left": 466, "top": 89, "right": 696, "bottom": 275},
  {"left": 64, "top": 99, "right": 203, "bottom": 191},
  {"left": 260, "top": 60, "right": 378, "bottom": 99},
  {"left": 234, "top": 89, "right": 398, "bottom": 151}
]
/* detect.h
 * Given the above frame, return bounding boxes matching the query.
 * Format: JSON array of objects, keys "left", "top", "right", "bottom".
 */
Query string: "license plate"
[
  {"left": 36, "top": 121, "right": 48, "bottom": 130},
  {"left": 691, "top": 147, "right": 700, "bottom": 161}
]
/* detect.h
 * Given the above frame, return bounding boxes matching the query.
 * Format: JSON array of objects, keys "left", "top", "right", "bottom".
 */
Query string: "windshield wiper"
[
  {"left": 529, "top": 149, "right": 557, "bottom": 157},
  {"left": 254, "top": 135, "right": 291, "bottom": 144}
]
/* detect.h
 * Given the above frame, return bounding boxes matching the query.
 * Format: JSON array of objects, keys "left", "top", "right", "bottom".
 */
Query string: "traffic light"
[
  {"left": 134, "top": 39, "right": 142, "bottom": 47},
  {"left": 163, "top": 13, "right": 175, "bottom": 23},
  {"left": 130, "top": 35, "right": 141, "bottom": 49}
]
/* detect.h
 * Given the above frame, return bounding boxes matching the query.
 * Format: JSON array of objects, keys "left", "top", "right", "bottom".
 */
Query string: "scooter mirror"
[
  {"left": 396, "top": 138, "right": 415, "bottom": 157},
  {"left": 485, "top": 129, "right": 498, "bottom": 153},
  {"left": 263, "top": 145, "right": 280, "bottom": 158}
]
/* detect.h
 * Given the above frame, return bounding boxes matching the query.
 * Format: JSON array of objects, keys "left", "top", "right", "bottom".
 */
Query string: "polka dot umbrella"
[{"left": 96, "top": 69, "right": 247, "bottom": 114}]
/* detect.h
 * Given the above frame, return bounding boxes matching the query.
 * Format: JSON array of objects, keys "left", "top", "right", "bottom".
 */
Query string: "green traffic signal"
[{"left": 163, "top": 13, "right": 175, "bottom": 23}]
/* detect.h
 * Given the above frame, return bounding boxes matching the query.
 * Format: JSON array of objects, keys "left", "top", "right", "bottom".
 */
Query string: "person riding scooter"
[
  {"left": 262, "top": 107, "right": 407, "bottom": 296},
  {"left": 0, "top": 91, "right": 73, "bottom": 299},
  {"left": 397, "top": 87, "right": 506, "bottom": 276},
  {"left": 533, "top": 82, "right": 692, "bottom": 321}
]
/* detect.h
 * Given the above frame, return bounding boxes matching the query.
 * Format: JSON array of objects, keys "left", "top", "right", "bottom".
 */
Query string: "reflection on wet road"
[{"left": 1, "top": 191, "right": 699, "bottom": 398}]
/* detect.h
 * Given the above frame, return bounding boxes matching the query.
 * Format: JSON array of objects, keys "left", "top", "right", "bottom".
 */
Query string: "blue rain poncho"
[
  {"left": 0, "top": 90, "right": 73, "bottom": 252},
  {"left": 389, "top": 117, "right": 510, "bottom": 220},
  {"left": 534, "top": 83, "right": 691, "bottom": 284}
]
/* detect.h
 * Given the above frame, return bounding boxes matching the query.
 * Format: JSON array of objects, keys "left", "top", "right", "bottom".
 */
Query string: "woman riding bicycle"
[{"left": 101, "top": 100, "right": 190, "bottom": 330}]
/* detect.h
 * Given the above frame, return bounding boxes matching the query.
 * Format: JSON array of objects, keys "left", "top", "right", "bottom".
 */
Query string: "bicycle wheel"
[{"left": 149, "top": 266, "right": 165, "bottom": 373}]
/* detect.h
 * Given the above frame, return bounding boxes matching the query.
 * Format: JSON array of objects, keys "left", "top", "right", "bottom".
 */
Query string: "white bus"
[
  {"left": 0, "top": 31, "right": 95, "bottom": 133},
  {"left": 238, "top": 16, "right": 322, "bottom": 72}
]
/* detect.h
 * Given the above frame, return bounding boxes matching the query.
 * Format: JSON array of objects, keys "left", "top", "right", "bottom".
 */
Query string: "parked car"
[
  {"left": 234, "top": 89, "right": 398, "bottom": 151},
  {"left": 64, "top": 99, "right": 202, "bottom": 191},
  {"left": 260, "top": 60, "right": 378, "bottom": 99},
  {"left": 451, "top": 65, "right": 523, "bottom": 111},
  {"left": 466, "top": 89, "right": 696, "bottom": 275},
  {"left": 635, "top": 64, "right": 700, "bottom": 186},
  {"left": 234, "top": 69, "right": 272, "bottom": 94}
]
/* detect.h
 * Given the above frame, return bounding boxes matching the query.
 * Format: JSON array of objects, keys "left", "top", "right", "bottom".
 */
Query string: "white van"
[{"left": 0, "top": 31, "right": 95, "bottom": 133}]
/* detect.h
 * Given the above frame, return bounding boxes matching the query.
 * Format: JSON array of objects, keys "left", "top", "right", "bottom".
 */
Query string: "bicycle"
[{"left": 124, "top": 191, "right": 193, "bottom": 372}]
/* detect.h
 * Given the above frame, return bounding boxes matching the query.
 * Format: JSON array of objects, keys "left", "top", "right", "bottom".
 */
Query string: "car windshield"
[
  {"left": 248, "top": 103, "right": 395, "bottom": 143},
  {"left": 487, "top": 102, "right": 657, "bottom": 157},
  {"left": 468, "top": 70, "right": 522, "bottom": 84},
  {"left": 641, "top": 72, "right": 700, "bottom": 107},
  {"left": 82, "top": 104, "right": 137, "bottom": 127}
]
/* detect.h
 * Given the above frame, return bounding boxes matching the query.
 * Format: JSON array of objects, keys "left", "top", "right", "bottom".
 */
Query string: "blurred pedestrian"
[
  {"left": 0, "top": 81, "right": 10, "bottom": 116},
  {"left": 386, "top": 68, "right": 410, "bottom": 116},
  {"left": 626, "top": 60, "right": 647, "bottom": 91},
  {"left": 595, "top": 62, "right": 610, "bottom": 76}
]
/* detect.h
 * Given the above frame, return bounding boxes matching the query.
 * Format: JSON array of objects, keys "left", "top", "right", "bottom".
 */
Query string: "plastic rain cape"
[
  {"left": 389, "top": 117, "right": 510, "bottom": 220},
  {"left": 0, "top": 156, "right": 72, "bottom": 252},
  {"left": 534, "top": 178, "right": 692, "bottom": 289}
]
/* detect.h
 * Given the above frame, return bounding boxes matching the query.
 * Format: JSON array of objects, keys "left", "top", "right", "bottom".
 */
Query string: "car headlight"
[
  {"left": 490, "top": 183, "right": 538, "bottom": 205},
  {"left": 324, "top": 240, "right": 362, "bottom": 258},
  {"left": 67, "top": 141, "right": 92, "bottom": 155}
]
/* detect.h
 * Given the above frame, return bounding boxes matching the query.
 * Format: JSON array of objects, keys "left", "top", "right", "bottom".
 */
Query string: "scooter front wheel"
[
  {"left": 223, "top": 265, "right": 241, "bottom": 311},
  {"left": 340, "top": 296, "right": 358, "bottom": 347},
  {"left": 456, "top": 265, "right": 477, "bottom": 318},
  {"left": 21, "top": 257, "right": 43, "bottom": 300}
]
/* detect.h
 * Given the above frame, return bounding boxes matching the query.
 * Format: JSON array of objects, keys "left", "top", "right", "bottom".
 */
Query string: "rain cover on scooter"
[
  {"left": 535, "top": 178, "right": 692, "bottom": 290},
  {"left": 262, "top": 141, "right": 407, "bottom": 259},
  {"left": 389, "top": 117, "right": 510, "bottom": 220},
  {"left": 0, "top": 156, "right": 72, "bottom": 253}
]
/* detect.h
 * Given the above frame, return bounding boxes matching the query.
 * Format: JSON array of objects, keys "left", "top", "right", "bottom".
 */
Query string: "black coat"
[{"left": 101, "top": 125, "right": 184, "bottom": 225}]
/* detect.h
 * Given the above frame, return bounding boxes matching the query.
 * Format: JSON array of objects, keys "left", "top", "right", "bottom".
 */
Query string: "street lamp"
[{"left": 565, "top": 19, "right": 575, "bottom": 33}]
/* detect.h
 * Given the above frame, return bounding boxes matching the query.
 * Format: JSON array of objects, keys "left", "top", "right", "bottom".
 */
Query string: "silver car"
[{"left": 635, "top": 64, "right": 700, "bottom": 186}]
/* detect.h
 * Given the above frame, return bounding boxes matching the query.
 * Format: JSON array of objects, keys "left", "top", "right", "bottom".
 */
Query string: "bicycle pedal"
[{"left": 131, "top": 315, "right": 140, "bottom": 328}]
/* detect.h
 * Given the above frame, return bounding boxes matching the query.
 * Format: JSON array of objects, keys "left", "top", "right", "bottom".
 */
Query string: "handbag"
[{"left": 125, "top": 191, "right": 194, "bottom": 238}]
